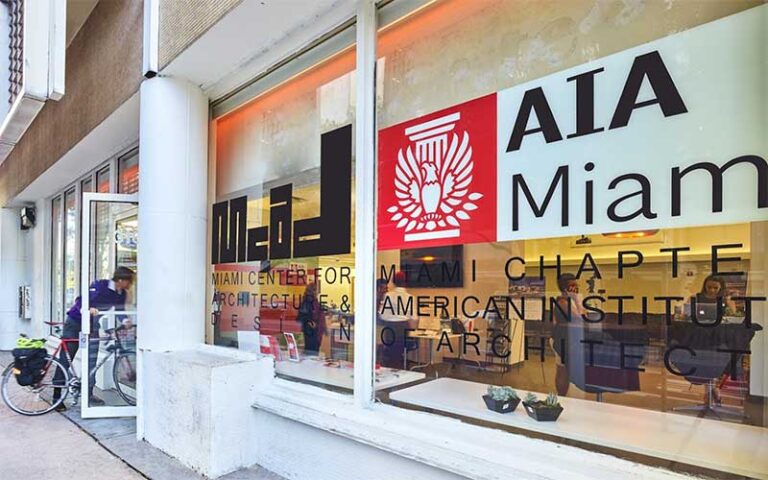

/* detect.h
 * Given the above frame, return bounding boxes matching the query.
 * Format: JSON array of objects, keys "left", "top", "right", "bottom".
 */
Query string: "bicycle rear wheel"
[
  {"left": 113, "top": 350, "right": 136, "bottom": 406},
  {"left": 1, "top": 356, "right": 69, "bottom": 416}
]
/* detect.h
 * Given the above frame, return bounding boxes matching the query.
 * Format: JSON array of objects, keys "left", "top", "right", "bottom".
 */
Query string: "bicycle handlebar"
[{"left": 104, "top": 324, "right": 135, "bottom": 335}]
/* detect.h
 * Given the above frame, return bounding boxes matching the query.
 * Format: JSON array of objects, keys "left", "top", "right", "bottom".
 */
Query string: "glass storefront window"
[
  {"left": 118, "top": 150, "right": 139, "bottom": 194},
  {"left": 374, "top": 1, "right": 767, "bottom": 477},
  {"left": 49, "top": 155, "right": 138, "bottom": 335},
  {"left": 82, "top": 177, "right": 93, "bottom": 193},
  {"left": 63, "top": 188, "right": 77, "bottom": 310},
  {"left": 51, "top": 196, "right": 64, "bottom": 329},
  {"left": 211, "top": 31, "right": 360, "bottom": 390},
  {"left": 96, "top": 165, "right": 111, "bottom": 193}
]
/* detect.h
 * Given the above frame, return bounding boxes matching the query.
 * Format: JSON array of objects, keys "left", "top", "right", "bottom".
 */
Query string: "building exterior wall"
[
  {"left": 253, "top": 411, "right": 468, "bottom": 480},
  {"left": 192, "top": 1, "right": 768, "bottom": 479},
  {"left": 0, "top": 1, "right": 764, "bottom": 479},
  {"left": 0, "top": 0, "right": 142, "bottom": 207},
  {"left": 159, "top": 0, "right": 242, "bottom": 69}
]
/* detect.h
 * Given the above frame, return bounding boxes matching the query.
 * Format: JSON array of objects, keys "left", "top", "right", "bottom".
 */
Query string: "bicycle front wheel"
[
  {"left": 1, "top": 356, "right": 69, "bottom": 416},
  {"left": 113, "top": 350, "right": 136, "bottom": 406}
]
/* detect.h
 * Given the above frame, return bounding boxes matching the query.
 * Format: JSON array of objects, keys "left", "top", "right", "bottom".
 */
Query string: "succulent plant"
[
  {"left": 545, "top": 392, "right": 560, "bottom": 407},
  {"left": 523, "top": 392, "right": 538, "bottom": 404},
  {"left": 487, "top": 385, "right": 518, "bottom": 402}
]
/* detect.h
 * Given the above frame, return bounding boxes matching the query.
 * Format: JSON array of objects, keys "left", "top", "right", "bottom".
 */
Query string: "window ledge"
[{"left": 252, "top": 379, "right": 691, "bottom": 480}]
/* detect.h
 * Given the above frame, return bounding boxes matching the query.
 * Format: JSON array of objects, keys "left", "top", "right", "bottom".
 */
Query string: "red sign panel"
[{"left": 377, "top": 93, "right": 497, "bottom": 250}]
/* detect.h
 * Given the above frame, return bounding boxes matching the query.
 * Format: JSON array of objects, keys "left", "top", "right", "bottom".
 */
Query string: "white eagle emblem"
[{"left": 386, "top": 112, "right": 483, "bottom": 242}]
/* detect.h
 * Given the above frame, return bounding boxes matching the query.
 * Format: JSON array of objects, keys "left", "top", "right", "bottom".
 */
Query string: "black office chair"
[
  {"left": 553, "top": 321, "right": 646, "bottom": 402},
  {"left": 667, "top": 321, "right": 760, "bottom": 418},
  {"left": 667, "top": 345, "right": 737, "bottom": 417}
]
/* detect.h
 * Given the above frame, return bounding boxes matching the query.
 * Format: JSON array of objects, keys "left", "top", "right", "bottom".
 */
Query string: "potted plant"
[
  {"left": 483, "top": 385, "right": 520, "bottom": 413},
  {"left": 522, "top": 392, "right": 563, "bottom": 422}
]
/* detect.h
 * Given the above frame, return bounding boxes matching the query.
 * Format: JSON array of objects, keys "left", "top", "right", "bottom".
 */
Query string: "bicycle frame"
[
  {"left": 50, "top": 330, "right": 129, "bottom": 393},
  {"left": 46, "top": 338, "right": 78, "bottom": 391}
]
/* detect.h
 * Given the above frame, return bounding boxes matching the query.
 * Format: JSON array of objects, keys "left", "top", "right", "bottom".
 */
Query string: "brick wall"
[{"left": 159, "top": 0, "right": 242, "bottom": 69}]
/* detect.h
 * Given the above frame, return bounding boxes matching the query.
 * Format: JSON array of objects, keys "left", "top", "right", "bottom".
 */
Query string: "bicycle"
[{"left": 1, "top": 324, "right": 137, "bottom": 416}]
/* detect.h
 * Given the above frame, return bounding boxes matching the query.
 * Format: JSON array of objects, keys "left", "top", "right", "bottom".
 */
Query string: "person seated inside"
[
  {"left": 688, "top": 275, "right": 736, "bottom": 323},
  {"left": 683, "top": 275, "right": 741, "bottom": 406}
]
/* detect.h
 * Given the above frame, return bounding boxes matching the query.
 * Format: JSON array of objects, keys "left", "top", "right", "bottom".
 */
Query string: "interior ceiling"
[{"left": 66, "top": 0, "right": 100, "bottom": 46}]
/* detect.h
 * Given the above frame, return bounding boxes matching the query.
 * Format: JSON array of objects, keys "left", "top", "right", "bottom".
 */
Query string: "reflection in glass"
[
  {"left": 212, "top": 32, "right": 358, "bottom": 391},
  {"left": 96, "top": 166, "right": 110, "bottom": 193},
  {"left": 82, "top": 177, "right": 93, "bottom": 194}
]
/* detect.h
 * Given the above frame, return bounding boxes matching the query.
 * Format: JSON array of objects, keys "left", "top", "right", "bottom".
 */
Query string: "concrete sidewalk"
[
  {"left": 0, "top": 351, "right": 283, "bottom": 480},
  {"left": 0, "top": 392, "right": 144, "bottom": 479}
]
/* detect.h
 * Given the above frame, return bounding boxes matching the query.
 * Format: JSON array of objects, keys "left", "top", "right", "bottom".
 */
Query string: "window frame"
[
  {"left": 49, "top": 194, "right": 64, "bottom": 333},
  {"left": 47, "top": 144, "right": 139, "bottom": 332}
]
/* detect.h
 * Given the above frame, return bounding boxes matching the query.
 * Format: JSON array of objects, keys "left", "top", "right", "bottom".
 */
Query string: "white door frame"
[{"left": 80, "top": 192, "right": 138, "bottom": 418}]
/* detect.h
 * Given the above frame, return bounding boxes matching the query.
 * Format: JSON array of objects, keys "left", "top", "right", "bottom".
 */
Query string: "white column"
[
  {"left": 0, "top": 208, "right": 30, "bottom": 349},
  {"left": 137, "top": 77, "right": 208, "bottom": 352}
]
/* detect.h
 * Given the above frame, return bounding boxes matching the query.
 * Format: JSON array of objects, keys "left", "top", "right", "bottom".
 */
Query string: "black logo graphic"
[{"left": 212, "top": 124, "right": 352, "bottom": 264}]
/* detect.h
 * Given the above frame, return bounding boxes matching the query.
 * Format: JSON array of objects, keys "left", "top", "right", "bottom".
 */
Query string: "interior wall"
[
  {"left": 378, "top": 241, "right": 524, "bottom": 314},
  {"left": 376, "top": 0, "right": 761, "bottom": 130}
]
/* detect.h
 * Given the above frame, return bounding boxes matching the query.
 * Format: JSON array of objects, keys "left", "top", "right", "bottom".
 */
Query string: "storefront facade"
[
  {"left": 180, "top": 1, "right": 767, "bottom": 478},
  {"left": 1, "top": 1, "right": 766, "bottom": 479}
]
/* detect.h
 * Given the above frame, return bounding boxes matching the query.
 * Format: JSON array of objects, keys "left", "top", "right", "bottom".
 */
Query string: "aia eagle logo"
[
  {"left": 386, "top": 113, "right": 483, "bottom": 242},
  {"left": 378, "top": 93, "right": 497, "bottom": 250}
]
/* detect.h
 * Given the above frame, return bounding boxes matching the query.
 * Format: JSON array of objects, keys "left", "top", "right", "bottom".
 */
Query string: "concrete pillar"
[
  {"left": 0, "top": 208, "right": 30, "bottom": 349},
  {"left": 137, "top": 76, "right": 208, "bottom": 352}
]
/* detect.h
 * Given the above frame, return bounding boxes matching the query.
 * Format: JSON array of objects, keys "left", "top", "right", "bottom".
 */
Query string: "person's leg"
[
  {"left": 53, "top": 329, "right": 79, "bottom": 402},
  {"left": 302, "top": 324, "right": 317, "bottom": 353},
  {"left": 304, "top": 333, "right": 318, "bottom": 353},
  {"left": 51, "top": 349, "right": 69, "bottom": 402},
  {"left": 555, "top": 364, "right": 570, "bottom": 396}
]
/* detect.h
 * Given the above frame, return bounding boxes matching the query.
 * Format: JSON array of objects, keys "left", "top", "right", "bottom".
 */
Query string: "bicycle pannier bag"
[{"left": 12, "top": 338, "right": 47, "bottom": 387}]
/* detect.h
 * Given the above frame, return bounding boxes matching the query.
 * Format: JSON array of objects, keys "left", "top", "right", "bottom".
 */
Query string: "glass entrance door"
[{"left": 80, "top": 192, "right": 138, "bottom": 418}]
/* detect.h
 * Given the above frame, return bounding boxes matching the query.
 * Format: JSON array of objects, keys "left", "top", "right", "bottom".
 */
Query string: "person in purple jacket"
[{"left": 52, "top": 267, "right": 135, "bottom": 408}]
